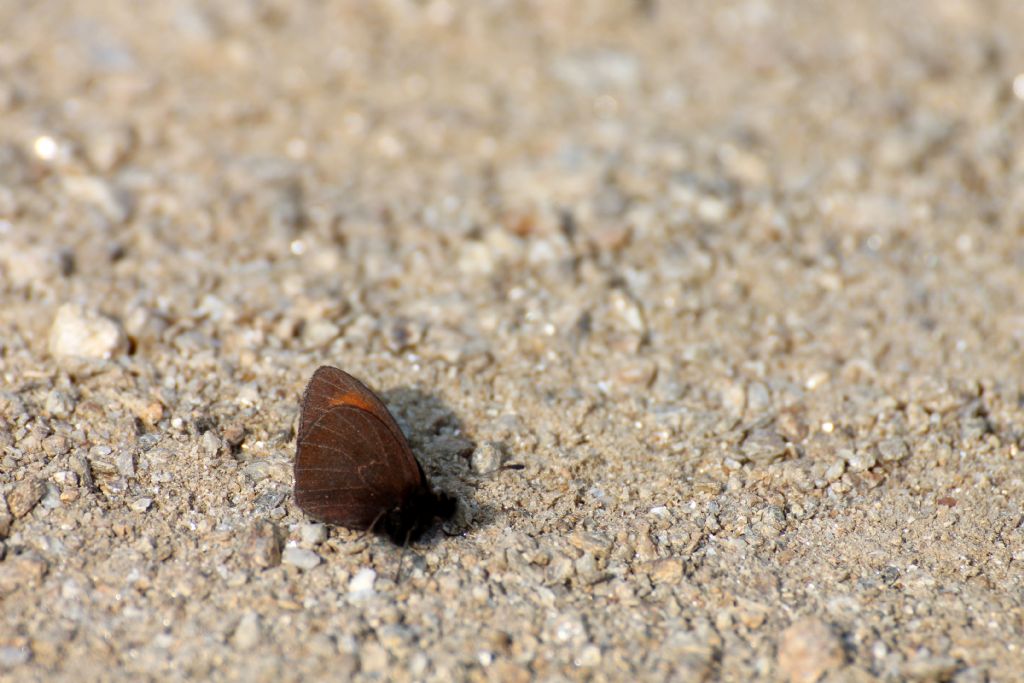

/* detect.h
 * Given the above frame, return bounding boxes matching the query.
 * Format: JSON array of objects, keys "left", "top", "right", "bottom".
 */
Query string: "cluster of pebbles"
[{"left": 2, "top": 1, "right": 1024, "bottom": 681}]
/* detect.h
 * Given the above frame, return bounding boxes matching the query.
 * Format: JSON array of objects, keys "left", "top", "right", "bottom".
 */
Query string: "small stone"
[
  {"left": 61, "top": 174, "right": 129, "bottom": 223},
  {"left": 8, "top": 479, "right": 46, "bottom": 518},
  {"left": 646, "top": 558, "right": 684, "bottom": 584},
  {"left": 40, "top": 483, "right": 61, "bottom": 509},
  {"left": 83, "top": 124, "right": 135, "bottom": 172},
  {"left": 299, "top": 523, "right": 327, "bottom": 547},
  {"left": 777, "top": 618, "right": 845, "bottom": 683},
  {"left": 742, "top": 430, "right": 788, "bottom": 464},
  {"left": 241, "top": 520, "right": 281, "bottom": 569},
  {"left": 0, "top": 645, "right": 31, "bottom": 668},
  {"left": 135, "top": 402, "right": 164, "bottom": 425},
  {"left": 129, "top": 497, "right": 153, "bottom": 513},
  {"left": 1, "top": 244, "right": 72, "bottom": 288},
  {"left": 42, "top": 434, "right": 71, "bottom": 457},
  {"left": 574, "top": 552, "right": 604, "bottom": 585},
  {"left": 825, "top": 459, "right": 846, "bottom": 483},
  {"left": 575, "top": 644, "right": 602, "bottom": 667},
  {"left": 0, "top": 552, "right": 48, "bottom": 595},
  {"left": 878, "top": 438, "right": 909, "bottom": 462},
  {"left": 242, "top": 461, "right": 271, "bottom": 483},
  {"left": 222, "top": 424, "right": 246, "bottom": 449},
  {"left": 0, "top": 514, "right": 11, "bottom": 538},
  {"left": 48, "top": 304, "right": 128, "bottom": 361},
  {"left": 567, "top": 531, "right": 611, "bottom": 557},
  {"left": 348, "top": 568, "right": 376, "bottom": 597},
  {"left": 840, "top": 448, "right": 876, "bottom": 473},
  {"left": 43, "top": 390, "right": 75, "bottom": 418},
  {"left": 115, "top": 451, "right": 136, "bottom": 478},
  {"left": 901, "top": 654, "right": 959, "bottom": 681},
  {"left": 201, "top": 430, "right": 223, "bottom": 457},
  {"left": 303, "top": 320, "right": 341, "bottom": 348},
  {"left": 282, "top": 546, "right": 321, "bottom": 571},
  {"left": 470, "top": 441, "right": 505, "bottom": 474},
  {"left": 231, "top": 612, "right": 262, "bottom": 651}
]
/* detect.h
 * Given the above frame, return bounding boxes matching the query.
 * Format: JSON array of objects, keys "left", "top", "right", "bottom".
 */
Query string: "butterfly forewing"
[
  {"left": 294, "top": 368, "right": 424, "bottom": 529},
  {"left": 298, "top": 366, "right": 409, "bottom": 447}
]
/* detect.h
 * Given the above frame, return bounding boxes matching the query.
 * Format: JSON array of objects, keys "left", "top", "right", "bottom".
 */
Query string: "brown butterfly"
[{"left": 293, "top": 366, "right": 457, "bottom": 543}]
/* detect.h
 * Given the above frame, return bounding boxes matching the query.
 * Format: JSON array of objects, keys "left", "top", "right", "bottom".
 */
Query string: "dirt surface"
[{"left": 2, "top": 2, "right": 1024, "bottom": 681}]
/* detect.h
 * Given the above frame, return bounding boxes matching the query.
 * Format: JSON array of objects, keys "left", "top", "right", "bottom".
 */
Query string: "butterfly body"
[{"left": 293, "top": 366, "right": 456, "bottom": 543}]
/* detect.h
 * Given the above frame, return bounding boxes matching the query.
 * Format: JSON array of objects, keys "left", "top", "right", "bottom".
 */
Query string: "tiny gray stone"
[
  {"left": 254, "top": 490, "right": 285, "bottom": 513},
  {"left": 841, "top": 448, "right": 876, "bottom": 473},
  {"left": 44, "top": 390, "right": 75, "bottom": 418},
  {"left": 471, "top": 441, "right": 505, "bottom": 474},
  {"left": 8, "top": 479, "right": 46, "bottom": 518},
  {"left": 0, "top": 645, "right": 31, "bottom": 668},
  {"left": 201, "top": 430, "right": 223, "bottom": 457},
  {"left": 115, "top": 451, "right": 136, "bottom": 478},
  {"left": 282, "top": 546, "right": 321, "bottom": 571},
  {"left": 741, "top": 430, "right": 788, "bottom": 463},
  {"left": 299, "top": 523, "right": 327, "bottom": 547},
  {"left": 42, "top": 434, "right": 71, "bottom": 457},
  {"left": 574, "top": 552, "right": 604, "bottom": 585},
  {"left": 878, "top": 438, "right": 909, "bottom": 462},
  {"left": 232, "top": 612, "right": 262, "bottom": 650}
]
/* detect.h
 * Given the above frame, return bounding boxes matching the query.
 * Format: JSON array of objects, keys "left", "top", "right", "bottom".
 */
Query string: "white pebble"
[
  {"left": 231, "top": 612, "right": 262, "bottom": 650},
  {"left": 348, "top": 568, "right": 376, "bottom": 597},
  {"left": 129, "top": 497, "right": 153, "bottom": 513},
  {"left": 48, "top": 304, "right": 128, "bottom": 361},
  {"left": 282, "top": 547, "right": 321, "bottom": 571},
  {"left": 299, "top": 523, "right": 327, "bottom": 546}
]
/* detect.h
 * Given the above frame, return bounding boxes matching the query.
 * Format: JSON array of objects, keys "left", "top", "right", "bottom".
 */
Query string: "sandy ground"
[{"left": 2, "top": 1, "right": 1024, "bottom": 681}]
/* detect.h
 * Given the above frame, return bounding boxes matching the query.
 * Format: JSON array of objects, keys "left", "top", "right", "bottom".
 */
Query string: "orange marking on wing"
[{"left": 327, "top": 390, "right": 378, "bottom": 414}]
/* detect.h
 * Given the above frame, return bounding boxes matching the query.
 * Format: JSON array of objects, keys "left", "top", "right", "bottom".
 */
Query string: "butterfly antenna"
[{"left": 394, "top": 528, "right": 413, "bottom": 583}]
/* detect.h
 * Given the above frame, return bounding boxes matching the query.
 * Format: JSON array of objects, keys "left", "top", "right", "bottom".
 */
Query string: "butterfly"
[{"left": 293, "top": 366, "right": 456, "bottom": 543}]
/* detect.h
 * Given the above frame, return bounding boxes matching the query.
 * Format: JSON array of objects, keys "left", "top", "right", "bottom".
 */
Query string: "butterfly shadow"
[{"left": 380, "top": 386, "right": 500, "bottom": 542}]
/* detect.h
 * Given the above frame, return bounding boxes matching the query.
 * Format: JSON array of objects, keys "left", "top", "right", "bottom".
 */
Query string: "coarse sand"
[{"left": 2, "top": 2, "right": 1024, "bottom": 681}]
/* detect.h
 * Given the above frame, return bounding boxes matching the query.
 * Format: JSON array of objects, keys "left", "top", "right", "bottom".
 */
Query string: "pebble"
[
  {"left": 8, "top": 478, "right": 46, "bottom": 518},
  {"left": 470, "top": 441, "right": 505, "bottom": 474},
  {"left": 42, "top": 434, "right": 70, "bottom": 457},
  {"left": 201, "top": 430, "right": 223, "bottom": 457},
  {"left": 48, "top": 304, "right": 128, "bottom": 361},
  {"left": 231, "top": 612, "right": 262, "bottom": 650},
  {"left": 645, "top": 558, "right": 684, "bottom": 584},
  {"left": 241, "top": 520, "right": 281, "bottom": 569},
  {"left": 777, "top": 618, "right": 845, "bottom": 683},
  {"left": 282, "top": 547, "right": 321, "bottom": 571},
  {"left": 878, "top": 438, "right": 910, "bottom": 462},
  {"left": 840, "top": 448, "right": 876, "bottom": 473},
  {"left": 129, "top": 497, "right": 153, "bottom": 513},
  {"left": 299, "top": 523, "right": 327, "bottom": 547},
  {"left": 116, "top": 451, "right": 136, "bottom": 478},
  {"left": 0, "top": 514, "right": 11, "bottom": 538},
  {"left": 1, "top": 244, "right": 72, "bottom": 288},
  {"left": 741, "top": 430, "right": 788, "bottom": 464},
  {"left": 61, "top": 174, "right": 129, "bottom": 223},
  {"left": 0, "top": 646, "right": 31, "bottom": 668},
  {"left": 303, "top": 320, "right": 341, "bottom": 348},
  {"left": 43, "top": 390, "right": 75, "bottom": 418},
  {"left": 0, "top": 552, "right": 48, "bottom": 595},
  {"left": 348, "top": 568, "right": 376, "bottom": 597}
]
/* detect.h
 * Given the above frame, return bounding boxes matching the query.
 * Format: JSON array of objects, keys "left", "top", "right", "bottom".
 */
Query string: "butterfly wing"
[
  {"left": 298, "top": 366, "right": 410, "bottom": 449},
  {"left": 294, "top": 372, "right": 424, "bottom": 529}
]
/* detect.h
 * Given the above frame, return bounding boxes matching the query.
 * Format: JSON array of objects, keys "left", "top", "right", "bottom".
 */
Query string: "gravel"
[{"left": 1, "top": 2, "right": 1023, "bottom": 681}]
